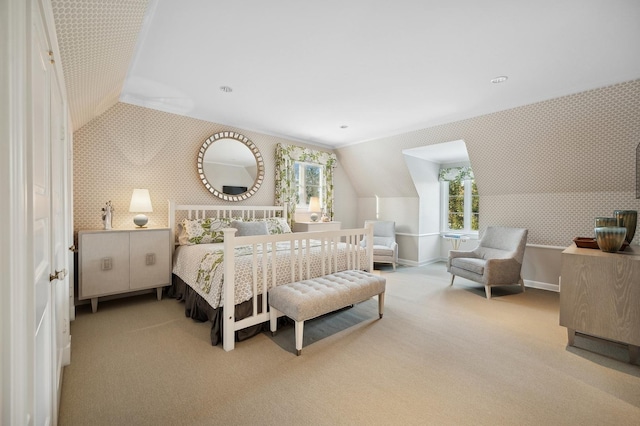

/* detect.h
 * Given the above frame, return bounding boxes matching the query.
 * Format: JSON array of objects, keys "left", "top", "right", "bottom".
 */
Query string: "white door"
[
  {"left": 31, "top": 1, "right": 55, "bottom": 423},
  {"left": 50, "top": 64, "right": 71, "bottom": 414}
]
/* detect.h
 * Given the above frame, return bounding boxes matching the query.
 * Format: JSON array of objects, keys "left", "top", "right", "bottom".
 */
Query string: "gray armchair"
[
  {"left": 447, "top": 226, "right": 528, "bottom": 299},
  {"left": 362, "top": 220, "right": 398, "bottom": 271}
]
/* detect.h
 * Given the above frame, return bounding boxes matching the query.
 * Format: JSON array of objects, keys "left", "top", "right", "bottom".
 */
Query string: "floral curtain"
[
  {"left": 275, "top": 143, "right": 338, "bottom": 226},
  {"left": 438, "top": 166, "right": 474, "bottom": 182}
]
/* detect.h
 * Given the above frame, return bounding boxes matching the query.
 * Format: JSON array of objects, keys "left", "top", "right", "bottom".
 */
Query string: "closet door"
[
  {"left": 31, "top": 0, "right": 71, "bottom": 422},
  {"left": 50, "top": 67, "right": 71, "bottom": 406},
  {"left": 31, "top": 0, "right": 55, "bottom": 423}
]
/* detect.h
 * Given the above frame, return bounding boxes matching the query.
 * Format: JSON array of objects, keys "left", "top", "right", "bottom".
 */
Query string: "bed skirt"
[{"left": 167, "top": 274, "right": 267, "bottom": 346}]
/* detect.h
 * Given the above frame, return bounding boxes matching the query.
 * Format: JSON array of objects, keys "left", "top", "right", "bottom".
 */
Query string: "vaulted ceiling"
[{"left": 52, "top": 0, "right": 640, "bottom": 148}]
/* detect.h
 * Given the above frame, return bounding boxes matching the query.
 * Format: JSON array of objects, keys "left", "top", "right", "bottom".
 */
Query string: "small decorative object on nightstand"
[
  {"left": 308, "top": 196, "right": 321, "bottom": 222},
  {"left": 129, "top": 188, "right": 153, "bottom": 227},
  {"left": 102, "top": 201, "right": 113, "bottom": 230}
]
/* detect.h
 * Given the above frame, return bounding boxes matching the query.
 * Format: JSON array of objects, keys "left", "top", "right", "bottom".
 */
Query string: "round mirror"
[{"left": 197, "top": 131, "right": 265, "bottom": 201}]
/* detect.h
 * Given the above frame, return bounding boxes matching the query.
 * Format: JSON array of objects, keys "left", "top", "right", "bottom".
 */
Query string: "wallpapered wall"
[
  {"left": 337, "top": 79, "right": 640, "bottom": 248},
  {"left": 72, "top": 102, "right": 350, "bottom": 235},
  {"left": 75, "top": 80, "right": 640, "bottom": 256}
]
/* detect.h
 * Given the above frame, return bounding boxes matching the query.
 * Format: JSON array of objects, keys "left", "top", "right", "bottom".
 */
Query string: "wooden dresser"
[{"left": 559, "top": 244, "right": 640, "bottom": 363}]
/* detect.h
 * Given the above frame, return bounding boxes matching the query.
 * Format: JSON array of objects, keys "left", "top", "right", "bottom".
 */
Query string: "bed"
[{"left": 168, "top": 201, "right": 374, "bottom": 351}]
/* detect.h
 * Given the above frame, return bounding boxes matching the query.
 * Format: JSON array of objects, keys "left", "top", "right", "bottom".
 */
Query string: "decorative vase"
[
  {"left": 613, "top": 210, "right": 637, "bottom": 244},
  {"left": 594, "top": 217, "right": 617, "bottom": 227},
  {"left": 594, "top": 226, "right": 627, "bottom": 253}
]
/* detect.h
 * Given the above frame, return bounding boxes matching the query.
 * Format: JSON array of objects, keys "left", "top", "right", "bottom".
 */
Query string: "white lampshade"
[
  {"left": 129, "top": 189, "right": 153, "bottom": 227},
  {"left": 308, "top": 196, "right": 321, "bottom": 222}
]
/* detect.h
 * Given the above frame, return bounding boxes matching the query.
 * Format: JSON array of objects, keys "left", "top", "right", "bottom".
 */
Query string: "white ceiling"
[{"left": 118, "top": 0, "right": 640, "bottom": 148}]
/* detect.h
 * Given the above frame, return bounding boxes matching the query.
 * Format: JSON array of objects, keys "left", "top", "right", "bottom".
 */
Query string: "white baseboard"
[
  {"left": 524, "top": 279, "right": 559, "bottom": 292},
  {"left": 398, "top": 257, "right": 442, "bottom": 267}
]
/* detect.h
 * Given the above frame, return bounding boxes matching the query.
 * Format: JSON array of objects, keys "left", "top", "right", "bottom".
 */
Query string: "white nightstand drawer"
[
  {"left": 130, "top": 229, "right": 171, "bottom": 290},
  {"left": 79, "top": 232, "right": 130, "bottom": 298}
]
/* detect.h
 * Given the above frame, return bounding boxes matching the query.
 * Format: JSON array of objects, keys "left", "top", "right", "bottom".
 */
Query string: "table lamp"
[
  {"left": 308, "top": 196, "right": 321, "bottom": 222},
  {"left": 129, "top": 188, "right": 153, "bottom": 227}
]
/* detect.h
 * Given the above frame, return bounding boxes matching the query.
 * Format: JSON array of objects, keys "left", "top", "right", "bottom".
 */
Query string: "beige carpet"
[{"left": 58, "top": 263, "right": 640, "bottom": 425}]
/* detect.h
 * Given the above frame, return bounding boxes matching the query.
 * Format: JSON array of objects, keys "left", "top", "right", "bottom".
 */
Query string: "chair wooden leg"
[
  {"left": 519, "top": 277, "right": 525, "bottom": 293},
  {"left": 484, "top": 285, "right": 491, "bottom": 299},
  {"left": 449, "top": 275, "right": 455, "bottom": 286}
]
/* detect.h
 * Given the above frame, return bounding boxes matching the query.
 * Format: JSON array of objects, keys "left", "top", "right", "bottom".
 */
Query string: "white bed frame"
[{"left": 168, "top": 201, "right": 374, "bottom": 351}]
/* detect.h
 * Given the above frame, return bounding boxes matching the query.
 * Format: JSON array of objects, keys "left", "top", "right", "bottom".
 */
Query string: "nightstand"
[
  {"left": 292, "top": 221, "right": 342, "bottom": 232},
  {"left": 78, "top": 228, "right": 171, "bottom": 313}
]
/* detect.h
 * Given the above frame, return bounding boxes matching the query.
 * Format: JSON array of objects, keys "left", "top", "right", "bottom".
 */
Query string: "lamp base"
[
  {"left": 310, "top": 213, "right": 319, "bottom": 222},
  {"left": 133, "top": 214, "right": 149, "bottom": 228}
]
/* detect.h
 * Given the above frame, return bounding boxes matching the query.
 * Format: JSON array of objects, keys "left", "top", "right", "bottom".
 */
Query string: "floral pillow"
[{"left": 178, "top": 217, "right": 235, "bottom": 245}]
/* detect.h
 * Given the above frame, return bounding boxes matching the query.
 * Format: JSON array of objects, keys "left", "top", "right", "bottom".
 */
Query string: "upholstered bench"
[{"left": 268, "top": 270, "right": 386, "bottom": 355}]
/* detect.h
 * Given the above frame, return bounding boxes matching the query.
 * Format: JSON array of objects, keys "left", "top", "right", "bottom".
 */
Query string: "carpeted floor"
[{"left": 58, "top": 262, "right": 640, "bottom": 425}]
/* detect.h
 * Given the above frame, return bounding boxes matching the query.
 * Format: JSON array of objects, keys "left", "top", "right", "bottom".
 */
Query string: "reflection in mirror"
[{"left": 197, "top": 132, "right": 265, "bottom": 201}]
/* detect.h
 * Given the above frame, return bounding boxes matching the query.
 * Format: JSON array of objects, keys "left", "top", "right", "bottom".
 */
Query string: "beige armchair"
[
  {"left": 447, "top": 226, "right": 528, "bottom": 299},
  {"left": 362, "top": 220, "right": 398, "bottom": 271}
]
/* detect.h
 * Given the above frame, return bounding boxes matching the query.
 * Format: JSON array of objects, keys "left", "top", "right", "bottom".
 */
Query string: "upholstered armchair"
[
  {"left": 447, "top": 226, "right": 528, "bottom": 299},
  {"left": 362, "top": 220, "right": 398, "bottom": 271}
]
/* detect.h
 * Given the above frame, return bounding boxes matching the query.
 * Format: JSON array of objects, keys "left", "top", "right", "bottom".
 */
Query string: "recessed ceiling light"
[
  {"left": 340, "top": 125, "right": 349, "bottom": 129},
  {"left": 219, "top": 86, "right": 233, "bottom": 92},
  {"left": 491, "top": 76, "right": 508, "bottom": 84}
]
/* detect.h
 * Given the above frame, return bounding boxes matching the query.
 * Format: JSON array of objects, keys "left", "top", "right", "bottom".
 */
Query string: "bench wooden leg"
[
  {"left": 295, "top": 320, "right": 304, "bottom": 356},
  {"left": 270, "top": 307, "right": 279, "bottom": 336},
  {"left": 378, "top": 292, "right": 385, "bottom": 318}
]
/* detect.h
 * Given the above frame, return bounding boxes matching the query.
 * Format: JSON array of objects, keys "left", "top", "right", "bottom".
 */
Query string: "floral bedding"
[{"left": 172, "top": 239, "right": 367, "bottom": 310}]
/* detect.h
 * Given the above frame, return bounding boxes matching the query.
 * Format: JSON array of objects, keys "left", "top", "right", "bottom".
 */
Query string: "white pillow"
[
  {"left": 230, "top": 220, "right": 269, "bottom": 236},
  {"left": 247, "top": 217, "right": 291, "bottom": 234}
]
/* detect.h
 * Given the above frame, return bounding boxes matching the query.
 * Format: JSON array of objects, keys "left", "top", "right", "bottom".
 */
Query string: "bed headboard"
[{"left": 168, "top": 200, "right": 287, "bottom": 248}]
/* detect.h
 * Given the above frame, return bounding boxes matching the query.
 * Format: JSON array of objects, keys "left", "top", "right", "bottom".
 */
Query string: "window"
[
  {"left": 439, "top": 166, "right": 479, "bottom": 233},
  {"left": 294, "top": 161, "right": 324, "bottom": 207},
  {"left": 275, "top": 143, "right": 337, "bottom": 222}
]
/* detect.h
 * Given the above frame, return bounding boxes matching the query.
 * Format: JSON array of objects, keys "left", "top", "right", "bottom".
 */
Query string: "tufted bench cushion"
[{"left": 268, "top": 270, "right": 386, "bottom": 355}]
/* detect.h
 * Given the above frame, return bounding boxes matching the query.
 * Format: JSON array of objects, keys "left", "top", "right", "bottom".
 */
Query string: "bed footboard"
[{"left": 221, "top": 225, "right": 374, "bottom": 351}]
